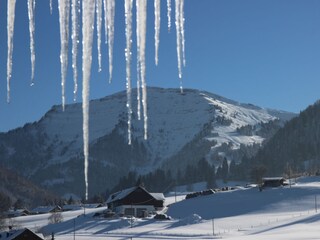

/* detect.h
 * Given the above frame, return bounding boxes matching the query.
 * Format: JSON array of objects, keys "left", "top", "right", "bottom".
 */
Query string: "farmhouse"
[
  {"left": 262, "top": 177, "right": 286, "bottom": 188},
  {"left": 107, "top": 185, "right": 165, "bottom": 218}
]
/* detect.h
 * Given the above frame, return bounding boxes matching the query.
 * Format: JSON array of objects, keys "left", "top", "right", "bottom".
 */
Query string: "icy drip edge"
[
  {"left": 7, "top": 0, "right": 17, "bottom": 103},
  {"left": 58, "top": 0, "right": 70, "bottom": 111},
  {"left": 28, "top": 0, "right": 36, "bottom": 86},
  {"left": 71, "top": 0, "right": 80, "bottom": 101},
  {"left": 125, "top": 0, "right": 133, "bottom": 145},
  {"left": 82, "top": 0, "right": 95, "bottom": 201}
]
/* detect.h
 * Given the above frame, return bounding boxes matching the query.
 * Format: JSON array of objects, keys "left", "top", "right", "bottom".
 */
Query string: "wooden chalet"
[{"left": 106, "top": 185, "right": 165, "bottom": 218}]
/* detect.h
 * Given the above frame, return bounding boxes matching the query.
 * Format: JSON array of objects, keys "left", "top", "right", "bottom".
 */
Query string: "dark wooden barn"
[{"left": 262, "top": 177, "right": 286, "bottom": 188}]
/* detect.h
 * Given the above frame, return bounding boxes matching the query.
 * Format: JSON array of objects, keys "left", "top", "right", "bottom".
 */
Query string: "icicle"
[
  {"left": 136, "top": 60, "right": 141, "bottom": 121},
  {"left": 82, "top": 0, "right": 95, "bottom": 201},
  {"left": 136, "top": 0, "right": 141, "bottom": 120},
  {"left": 50, "top": 0, "right": 53, "bottom": 14},
  {"left": 180, "top": 0, "right": 186, "bottom": 67},
  {"left": 71, "top": 0, "right": 80, "bottom": 101},
  {"left": 106, "top": 0, "right": 115, "bottom": 83},
  {"left": 58, "top": 0, "right": 70, "bottom": 111},
  {"left": 6, "top": 0, "right": 17, "bottom": 103},
  {"left": 154, "top": 0, "right": 160, "bottom": 66},
  {"left": 167, "top": 0, "right": 171, "bottom": 32},
  {"left": 125, "top": 0, "right": 133, "bottom": 145},
  {"left": 175, "top": 0, "right": 185, "bottom": 93},
  {"left": 175, "top": 0, "right": 181, "bottom": 79},
  {"left": 28, "top": 0, "right": 36, "bottom": 86},
  {"left": 96, "top": 0, "right": 102, "bottom": 72},
  {"left": 103, "top": 0, "right": 108, "bottom": 44},
  {"left": 137, "top": 0, "right": 148, "bottom": 140}
]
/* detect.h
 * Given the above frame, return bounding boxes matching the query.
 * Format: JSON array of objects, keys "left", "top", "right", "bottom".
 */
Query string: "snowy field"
[{"left": 9, "top": 176, "right": 320, "bottom": 239}]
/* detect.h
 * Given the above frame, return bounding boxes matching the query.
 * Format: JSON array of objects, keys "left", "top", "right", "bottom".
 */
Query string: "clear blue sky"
[{"left": 0, "top": 0, "right": 320, "bottom": 132}]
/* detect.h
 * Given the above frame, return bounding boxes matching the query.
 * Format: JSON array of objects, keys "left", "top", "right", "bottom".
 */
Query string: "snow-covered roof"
[
  {"left": 150, "top": 193, "right": 165, "bottom": 201},
  {"left": 107, "top": 186, "right": 137, "bottom": 204},
  {"left": 31, "top": 205, "right": 61, "bottom": 214},
  {"left": 5, "top": 228, "right": 44, "bottom": 240},
  {"left": 262, "top": 177, "right": 285, "bottom": 181}
]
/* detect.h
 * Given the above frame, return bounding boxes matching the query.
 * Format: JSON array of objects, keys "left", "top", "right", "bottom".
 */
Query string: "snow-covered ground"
[{"left": 8, "top": 176, "right": 320, "bottom": 239}]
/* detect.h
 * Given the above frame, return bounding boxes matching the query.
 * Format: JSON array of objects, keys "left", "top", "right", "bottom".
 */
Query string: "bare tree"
[{"left": 48, "top": 212, "right": 63, "bottom": 224}]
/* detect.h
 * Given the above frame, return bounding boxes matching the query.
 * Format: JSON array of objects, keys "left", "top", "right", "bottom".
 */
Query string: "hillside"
[
  {"left": 0, "top": 165, "right": 58, "bottom": 209},
  {"left": 0, "top": 88, "right": 295, "bottom": 198},
  {"left": 249, "top": 100, "right": 320, "bottom": 176}
]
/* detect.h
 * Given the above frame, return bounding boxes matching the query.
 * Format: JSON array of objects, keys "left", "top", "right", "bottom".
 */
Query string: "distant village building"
[
  {"left": 106, "top": 185, "right": 165, "bottom": 218},
  {"left": 62, "top": 203, "right": 103, "bottom": 212},
  {"left": 262, "top": 177, "right": 286, "bottom": 188},
  {"left": 30, "top": 206, "right": 61, "bottom": 215},
  {"left": 4, "top": 209, "right": 30, "bottom": 218}
]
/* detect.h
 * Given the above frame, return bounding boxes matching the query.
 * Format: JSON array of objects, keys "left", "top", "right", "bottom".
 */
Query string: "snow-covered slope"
[
  {"left": 0, "top": 87, "right": 295, "bottom": 196},
  {"left": 6, "top": 176, "right": 320, "bottom": 240}
]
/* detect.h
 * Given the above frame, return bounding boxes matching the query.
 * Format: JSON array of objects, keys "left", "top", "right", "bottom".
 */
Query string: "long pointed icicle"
[
  {"left": 58, "top": 0, "right": 70, "bottom": 111},
  {"left": 175, "top": 0, "right": 182, "bottom": 80},
  {"left": 7, "top": 0, "right": 17, "bottom": 103},
  {"left": 167, "top": 0, "right": 171, "bottom": 31},
  {"left": 154, "top": 0, "right": 160, "bottom": 66},
  {"left": 28, "top": 0, "right": 36, "bottom": 86},
  {"left": 175, "top": 0, "right": 185, "bottom": 93},
  {"left": 180, "top": 0, "right": 186, "bottom": 67},
  {"left": 96, "top": 0, "right": 102, "bottom": 72},
  {"left": 137, "top": 0, "right": 148, "bottom": 140},
  {"left": 136, "top": 0, "right": 141, "bottom": 121},
  {"left": 71, "top": 0, "right": 80, "bottom": 101},
  {"left": 125, "top": 0, "right": 133, "bottom": 145},
  {"left": 82, "top": 0, "right": 95, "bottom": 201},
  {"left": 50, "top": 0, "right": 53, "bottom": 14},
  {"left": 106, "top": 0, "right": 115, "bottom": 83},
  {"left": 103, "top": 0, "right": 108, "bottom": 44}
]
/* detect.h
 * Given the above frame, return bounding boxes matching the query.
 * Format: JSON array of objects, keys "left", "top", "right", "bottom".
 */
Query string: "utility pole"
[
  {"left": 175, "top": 184, "right": 177, "bottom": 203},
  {"left": 212, "top": 218, "right": 215, "bottom": 236},
  {"left": 73, "top": 219, "right": 76, "bottom": 240}
]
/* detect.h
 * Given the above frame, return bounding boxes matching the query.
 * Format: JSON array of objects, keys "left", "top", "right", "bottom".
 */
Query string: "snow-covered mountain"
[{"left": 0, "top": 87, "right": 295, "bottom": 197}]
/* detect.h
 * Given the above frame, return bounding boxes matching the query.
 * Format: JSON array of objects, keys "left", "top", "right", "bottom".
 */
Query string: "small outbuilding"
[
  {"left": 106, "top": 185, "right": 165, "bottom": 218},
  {"left": 262, "top": 177, "right": 286, "bottom": 188}
]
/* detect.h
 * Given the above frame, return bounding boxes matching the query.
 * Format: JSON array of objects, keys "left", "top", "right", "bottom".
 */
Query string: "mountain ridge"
[{"left": 0, "top": 87, "right": 296, "bottom": 197}]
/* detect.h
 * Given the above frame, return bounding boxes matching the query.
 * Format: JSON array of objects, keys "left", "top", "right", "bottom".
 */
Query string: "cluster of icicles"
[{"left": 6, "top": 0, "right": 185, "bottom": 200}]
